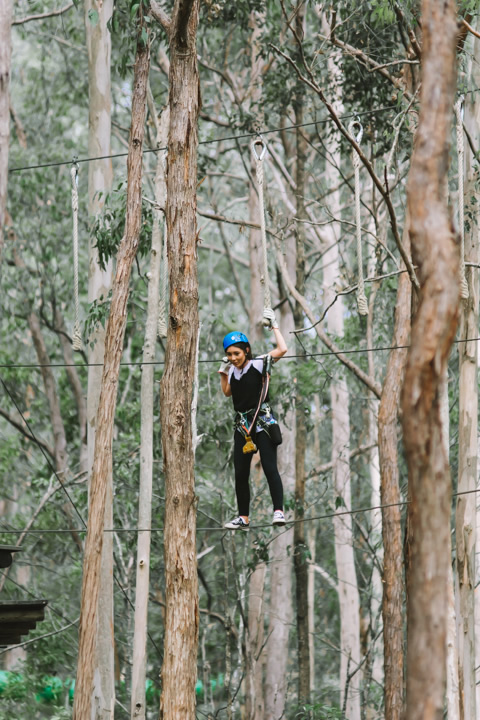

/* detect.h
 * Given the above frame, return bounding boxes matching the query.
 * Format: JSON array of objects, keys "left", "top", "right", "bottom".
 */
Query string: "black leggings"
[{"left": 233, "top": 430, "right": 284, "bottom": 516}]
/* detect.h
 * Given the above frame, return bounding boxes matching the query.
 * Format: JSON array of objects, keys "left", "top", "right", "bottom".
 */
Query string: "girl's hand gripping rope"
[{"left": 263, "top": 308, "right": 278, "bottom": 329}]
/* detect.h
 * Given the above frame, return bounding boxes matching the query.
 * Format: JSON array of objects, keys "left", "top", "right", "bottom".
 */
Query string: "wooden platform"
[
  {"left": 0, "top": 600, "right": 48, "bottom": 647},
  {"left": 0, "top": 544, "right": 48, "bottom": 647}
]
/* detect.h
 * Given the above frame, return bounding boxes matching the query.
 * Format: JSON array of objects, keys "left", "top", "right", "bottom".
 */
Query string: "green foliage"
[
  {"left": 5, "top": 0, "right": 475, "bottom": 716},
  {"left": 92, "top": 185, "right": 154, "bottom": 270},
  {"left": 294, "top": 701, "right": 343, "bottom": 719}
]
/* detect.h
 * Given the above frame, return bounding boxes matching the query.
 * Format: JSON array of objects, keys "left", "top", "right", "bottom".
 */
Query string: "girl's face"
[{"left": 226, "top": 345, "right": 249, "bottom": 368}]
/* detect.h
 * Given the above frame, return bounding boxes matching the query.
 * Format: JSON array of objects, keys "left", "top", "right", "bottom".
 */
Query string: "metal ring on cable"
[
  {"left": 253, "top": 137, "right": 267, "bottom": 162},
  {"left": 348, "top": 119, "right": 363, "bottom": 144}
]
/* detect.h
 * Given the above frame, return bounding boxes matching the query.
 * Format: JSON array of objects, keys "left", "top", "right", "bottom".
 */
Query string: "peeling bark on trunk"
[
  {"left": 244, "top": 13, "right": 267, "bottom": 717},
  {"left": 402, "top": 2, "right": 459, "bottom": 718},
  {"left": 157, "top": 2, "right": 200, "bottom": 718},
  {"left": 455, "top": 37, "right": 479, "bottom": 720},
  {"left": 131, "top": 107, "right": 168, "bottom": 720},
  {"left": 73, "top": 26, "right": 150, "bottom": 720},
  {"left": 377, "top": 224, "right": 410, "bottom": 720},
  {"left": 322, "top": 32, "right": 361, "bottom": 720},
  {"left": 293, "top": 4, "right": 311, "bottom": 701},
  {"left": 264, "top": 243, "right": 295, "bottom": 719},
  {"left": 292, "top": 144, "right": 310, "bottom": 709},
  {"left": 85, "top": 0, "right": 115, "bottom": 714}
]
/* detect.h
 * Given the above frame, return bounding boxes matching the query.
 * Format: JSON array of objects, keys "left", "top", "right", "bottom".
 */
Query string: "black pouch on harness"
[{"left": 267, "top": 422, "right": 282, "bottom": 446}]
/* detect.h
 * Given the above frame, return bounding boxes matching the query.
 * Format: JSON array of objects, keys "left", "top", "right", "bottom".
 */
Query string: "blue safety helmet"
[{"left": 223, "top": 331, "right": 249, "bottom": 352}]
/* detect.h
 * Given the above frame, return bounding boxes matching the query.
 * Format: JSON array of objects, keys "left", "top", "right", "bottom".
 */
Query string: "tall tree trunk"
[
  {"left": 73, "top": 23, "right": 150, "bottom": 720},
  {"left": 440, "top": 372, "right": 461, "bottom": 720},
  {"left": 131, "top": 106, "right": 168, "bottom": 720},
  {"left": 377, "top": 224, "right": 410, "bottom": 720},
  {"left": 85, "top": 0, "right": 115, "bottom": 714},
  {"left": 322, "top": 21, "right": 361, "bottom": 719},
  {"left": 264, "top": 243, "right": 295, "bottom": 720},
  {"left": 455, "top": 33, "right": 479, "bottom": 719},
  {"left": 402, "top": 2, "right": 459, "bottom": 718},
  {"left": 465, "top": 22, "right": 480, "bottom": 714},
  {"left": 155, "top": 1, "right": 200, "bottom": 718},
  {"left": 365, "top": 190, "right": 383, "bottom": 701},
  {"left": 245, "top": 12, "right": 268, "bottom": 718},
  {"left": 292, "top": 3, "right": 311, "bottom": 706},
  {"left": 0, "top": 0, "right": 12, "bottom": 266}
]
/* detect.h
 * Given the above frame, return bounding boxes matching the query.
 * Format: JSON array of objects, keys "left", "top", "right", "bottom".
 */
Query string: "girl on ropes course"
[{"left": 218, "top": 308, "right": 288, "bottom": 530}]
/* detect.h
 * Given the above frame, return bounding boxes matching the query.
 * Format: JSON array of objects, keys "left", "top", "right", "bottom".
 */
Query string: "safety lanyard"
[{"left": 239, "top": 355, "right": 272, "bottom": 436}]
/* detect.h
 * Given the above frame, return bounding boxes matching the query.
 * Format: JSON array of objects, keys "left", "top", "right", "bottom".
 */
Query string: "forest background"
[{"left": 1, "top": 0, "right": 480, "bottom": 719}]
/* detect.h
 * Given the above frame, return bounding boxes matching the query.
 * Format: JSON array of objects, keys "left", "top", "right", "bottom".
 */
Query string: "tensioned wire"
[
  {"left": 0, "top": 334, "right": 479, "bottom": 370},
  {"left": 0, "top": 376, "right": 164, "bottom": 658},
  {"left": 8, "top": 105, "right": 398, "bottom": 174},
  {"left": 1, "top": 489, "right": 478, "bottom": 536},
  {"left": 8, "top": 89, "right": 479, "bottom": 174}
]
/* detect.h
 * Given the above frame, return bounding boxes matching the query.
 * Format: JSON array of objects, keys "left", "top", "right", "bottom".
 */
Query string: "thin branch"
[
  {"left": 393, "top": 3, "right": 422, "bottom": 60},
  {"left": 13, "top": 2, "right": 74, "bottom": 25},
  {"left": 274, "top": 242, "right": 382, "bottom": 398},
  {"left": 308, "top": 443, "right": 378, "bottom": 479},
  {"left": 269, "top": 42, "right": 419, "bottom": 289},
  {"left": 368, "top": 58, "right": 419, "bottom": 73},
  {"left": 321, "top": 32, "right": 413, "bottom": 100},
  {"left": 0, "top": 617, "right": 79, "bottom": 654},
  {"left": 461, "top": 17, "right": 480, "bottom": 40},
  {"left": 150, "top": 0, "right": 171, "bottom": 31},
  {"left": 0, "top": 407, "right": 54, "bottom": 458},
  {"left": 198, "top": 209, "right": 260, "bottom": 230},
  {"left": 0, "top": 479, "right": 58, "bottom": 592}
]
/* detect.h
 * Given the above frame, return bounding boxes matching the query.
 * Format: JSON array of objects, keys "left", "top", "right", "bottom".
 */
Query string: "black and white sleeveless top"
[{"left": 227, "top": 358, "right": 269, "bottom": 413}]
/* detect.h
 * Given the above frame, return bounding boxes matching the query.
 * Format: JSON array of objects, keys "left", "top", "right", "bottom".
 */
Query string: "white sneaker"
[
  {"left": 224, "top": 516, "right": 250, "bottom": 530},
  {"left": 272, "top": 510, "right": 286, "bottom": 526}
]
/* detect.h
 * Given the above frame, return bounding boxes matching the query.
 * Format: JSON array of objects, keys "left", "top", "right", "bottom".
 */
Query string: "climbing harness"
[
  {"left": 349, "top": 120, "right": 369, "bottom": 317},
  {"left": 252, "top": 138, "right": 274, "bottom": 327},
  {"left": 235, "top": 355, "right": 280, "bottom": 454},
  {"left": 70, "top": 160, "right": 83, "bottom": 352},
  {"left": 454, "top": 97, "right": 469, "bottom": 300}
]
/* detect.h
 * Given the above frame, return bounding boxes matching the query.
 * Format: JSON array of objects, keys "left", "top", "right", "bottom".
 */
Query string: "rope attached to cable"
[
  {"left": 70, "top": 161, "right": 83, "bottom": 351},
  {"left": 455, "top": 98, "right": 469, "bottom": 300},
  {"left": 252, "top": 138, "right": 272, "bottom": 326},
  {"left": 349, "top": 121, "right": 368, "bottom": 316}
]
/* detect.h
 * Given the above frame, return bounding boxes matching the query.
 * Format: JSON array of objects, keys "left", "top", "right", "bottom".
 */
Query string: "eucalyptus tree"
[
  {"left": 73, "top": 11, "right": 151, "bottom": 718},
  {"left": 455, "top": 21, "right": 480, "bottom": 719},
  {"left": 401, "top": 1, "right": 459, "bottom": 717},
  {"left": 150, "top": 1, "right": 201, "bottom": 717},
  {"left": 85, "top": 0, "right": 115, "bottom": 714}
]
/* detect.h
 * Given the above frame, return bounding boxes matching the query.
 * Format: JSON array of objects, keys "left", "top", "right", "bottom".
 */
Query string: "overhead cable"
[
  {"left": 8, "top": 105, "right": 397, "bottom": 174},
  {"left": 0, "top": 335, "right": 478, "bottom": 371}
]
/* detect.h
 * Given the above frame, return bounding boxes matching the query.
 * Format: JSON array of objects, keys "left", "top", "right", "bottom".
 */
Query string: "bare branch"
[
  {"left": 198, "top": 209, "right": 260, "bottom": 230},
  {"left": 0, "top": 407, "right": 54, "bottom": 458},
  {"left": 269, "top": 42, "right": 419, "bottom": 289},
  {"left": 0, "top": 479, "right": 57, "bottom": 592},
  {"left": 461, "top": 16, "right": 480, "bottom": 40},
  {"left": 150, "top": 0, "right": 171, "bottom": 31},
  {"left": 274, "top": 242, "right": 382, "bottom": 398},
  {"left": 0, "top": 617, "right": 79, "bottom": 654},
  {"left": 308, "top": 443, "right": 378, "bottom": 479},
  {"left": 13, "top": 2, "right": 74, "bottom": 25},
  {"left": 321, "top": 32, "right": 413, "bottom": 99}
]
